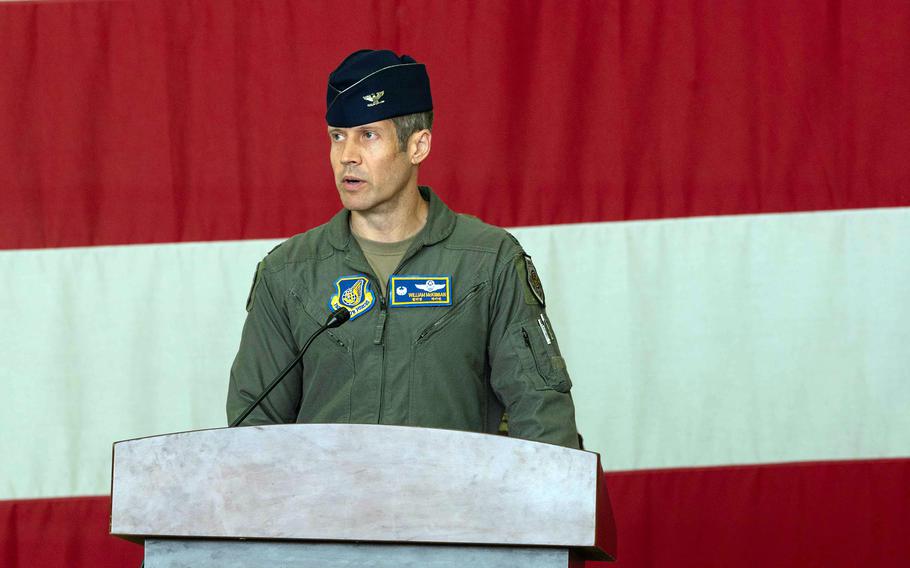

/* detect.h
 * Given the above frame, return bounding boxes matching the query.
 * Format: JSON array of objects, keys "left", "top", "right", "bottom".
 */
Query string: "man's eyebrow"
[{"left": 327, "top": 124, "right": 387, "bottom": 135}]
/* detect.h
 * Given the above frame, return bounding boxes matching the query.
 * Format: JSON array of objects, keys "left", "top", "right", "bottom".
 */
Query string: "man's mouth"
[{"left": 342, "top": 176, "right": 366, "bottom": 189}]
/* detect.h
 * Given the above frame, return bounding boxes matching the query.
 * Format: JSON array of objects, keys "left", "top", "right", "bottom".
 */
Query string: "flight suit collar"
[{"left": 325, "top": 185, "right": 457, "bottom": 251}]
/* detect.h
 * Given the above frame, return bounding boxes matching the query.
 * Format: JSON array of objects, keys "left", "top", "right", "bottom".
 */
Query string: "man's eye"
[
  {"left": 364, "top": 131, "right": 377, "bottom": 140},
  {"left": 330, "top": 132, "right": 343, "bottom": 141}
]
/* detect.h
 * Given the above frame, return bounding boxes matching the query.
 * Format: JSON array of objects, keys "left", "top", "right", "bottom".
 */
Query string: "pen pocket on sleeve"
[{"left": 516, "top": 320, "right": 572, "bottom": 393}]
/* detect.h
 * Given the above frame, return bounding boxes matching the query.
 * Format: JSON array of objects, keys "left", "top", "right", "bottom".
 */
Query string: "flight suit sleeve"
[
  {"left": 488, "top": 251, "right": 581, "bottom": 449},
  {"left": 226, "top": 260, "right": 302, "bottom": 425}
]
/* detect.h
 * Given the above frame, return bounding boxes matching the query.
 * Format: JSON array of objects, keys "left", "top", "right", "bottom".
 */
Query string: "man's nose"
[{"left": 340, "top": 138, "right": 360, "bottom": 165}]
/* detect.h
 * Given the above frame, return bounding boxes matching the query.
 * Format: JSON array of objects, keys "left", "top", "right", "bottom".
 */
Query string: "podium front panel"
[{"left": 111, "top": 424, "right": 599, "bottom": 548}]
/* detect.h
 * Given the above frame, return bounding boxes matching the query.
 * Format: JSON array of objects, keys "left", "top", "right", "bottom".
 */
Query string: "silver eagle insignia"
[{"left": 362, "top": 91, "right": 386, "bottom": 107}]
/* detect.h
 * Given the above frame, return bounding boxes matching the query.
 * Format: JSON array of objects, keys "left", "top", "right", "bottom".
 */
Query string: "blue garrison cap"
[{"left": 326, "top": 49, "right": 432, "bottom": 127}]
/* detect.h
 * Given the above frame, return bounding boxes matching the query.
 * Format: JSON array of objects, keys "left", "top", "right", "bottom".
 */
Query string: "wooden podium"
[{"left": 110, "top": 424, "right": 616, "bottom": 567}]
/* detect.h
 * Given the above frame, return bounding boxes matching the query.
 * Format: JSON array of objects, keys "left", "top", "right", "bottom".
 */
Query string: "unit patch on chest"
[
  {"left": 329, "top": 275, "right": 375, "bottom": 320},
  {"left": 389, "top": 275, "right": 453, "bottom": 307}
]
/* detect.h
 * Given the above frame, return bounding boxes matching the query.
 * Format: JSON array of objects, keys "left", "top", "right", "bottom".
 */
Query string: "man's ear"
[{"left": 408, "top": 129, "right": 432, "bottom": 165}]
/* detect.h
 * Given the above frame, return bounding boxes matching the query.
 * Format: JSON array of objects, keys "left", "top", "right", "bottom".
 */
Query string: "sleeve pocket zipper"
[
  {"left": 522, "top": 328, "right": 544, "bottom": 378},
  {"left": 522, "top": 325, "right": 571, "bottom": 392}
]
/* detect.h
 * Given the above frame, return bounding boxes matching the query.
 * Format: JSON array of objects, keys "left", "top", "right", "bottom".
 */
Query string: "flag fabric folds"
[{"left": 1, "top": 2, "right": 908, "bottom": 567}]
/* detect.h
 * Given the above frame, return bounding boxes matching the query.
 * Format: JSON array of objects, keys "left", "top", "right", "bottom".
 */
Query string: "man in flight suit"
[{"left": 226, "top": 49, "right": 580, "bottom": 449}]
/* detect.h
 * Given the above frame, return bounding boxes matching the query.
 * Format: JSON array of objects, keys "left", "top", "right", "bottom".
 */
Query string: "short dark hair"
[{"left": 390, "top": 111, "right": 434, "bottom": 151}]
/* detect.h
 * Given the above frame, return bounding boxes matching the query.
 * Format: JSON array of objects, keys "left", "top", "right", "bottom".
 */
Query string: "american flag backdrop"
[{"left": 1, "top": 1, "right": 909, "bottom": 567}]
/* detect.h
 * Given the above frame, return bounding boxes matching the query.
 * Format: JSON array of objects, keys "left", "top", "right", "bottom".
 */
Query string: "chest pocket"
[
  {"left": 415, "top": 282, "right": 487, "bottom": 344},
  {"left": 289, "top": 289, "right": 356, "bottom": 423},
  {"left": 409, "top": 281, "right": 490, "bottom": 430},
  {"left": 293, "top": 291, "right": 354, "bottom": 351}
]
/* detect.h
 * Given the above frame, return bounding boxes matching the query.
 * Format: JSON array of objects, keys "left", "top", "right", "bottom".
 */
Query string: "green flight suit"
[{"left": 226, "top": 186, "right": 580, "bottom": 448}]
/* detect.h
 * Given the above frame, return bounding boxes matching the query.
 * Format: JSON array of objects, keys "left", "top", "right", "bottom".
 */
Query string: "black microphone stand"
[
  {"left": 138, "top": 308, "right": 350, "bottom": 568},
  {"left": 230, "top": 307, "right": 350, "bottom": 427}
]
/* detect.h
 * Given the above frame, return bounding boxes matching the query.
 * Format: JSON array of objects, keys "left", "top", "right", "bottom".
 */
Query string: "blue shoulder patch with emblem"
[
  {"left": 329, "top": 275, "right": 375, "bottom": 319},
  {"left": 389, "top": 275, "right": 452, "bottom": 307}
]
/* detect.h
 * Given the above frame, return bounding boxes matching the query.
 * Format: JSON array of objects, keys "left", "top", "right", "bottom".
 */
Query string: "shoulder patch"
[
  {"left": 518, "top": 254, "right": 545, "bottom": 307},
  {"left": 524, "top": 255, "right": 546, "bottom": 307}
]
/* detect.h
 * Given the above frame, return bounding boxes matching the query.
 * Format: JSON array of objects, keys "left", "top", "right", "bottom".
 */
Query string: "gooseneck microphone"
[
  {"left": 229, "top": 307, "right": 351, "bottom": 427},
  {"left": 137, "top": 309, "right": 350, "bottom": 568}
]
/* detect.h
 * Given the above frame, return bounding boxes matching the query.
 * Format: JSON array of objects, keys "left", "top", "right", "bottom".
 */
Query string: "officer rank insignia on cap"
[
  {"left": 362, "top": 91, "right": 385, "bottom": 107},
  {"left": 329, "top": 275, "right": 375, "bottom": 319},
  {"left": 389, "top": 275, "right": 452, "bottom": 307}
]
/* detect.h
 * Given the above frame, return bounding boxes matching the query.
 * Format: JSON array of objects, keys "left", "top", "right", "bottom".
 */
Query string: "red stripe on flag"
[
  {"left": 1, "top": 1, "right": 909, "bottom": 249},
  {"left": 596, "top": 458, "right": 910, "bottom": 568},
  {"left": 0, "top": 496, "right": 142, "bottom": 567},
  {"left": 2, "top": 459, "right": 908, "bottom": 568}
]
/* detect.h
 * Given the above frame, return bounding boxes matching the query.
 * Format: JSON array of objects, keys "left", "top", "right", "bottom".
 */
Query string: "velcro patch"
[
  {"left": 389, "top": 275, "right": 452, "bottom": 307},
  {"left": 524, "top": 255, "right": 545, "bottom": 307},
  {"left": 329, "top": 275, "right": 375, "bottom": 320}
]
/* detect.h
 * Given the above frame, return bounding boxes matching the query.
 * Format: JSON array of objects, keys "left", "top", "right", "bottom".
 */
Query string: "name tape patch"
[
  {"left": 329, "top": 275, "right": 375, "bottom": 319},
  {"left": 389, "top": 275, "right": 452, "bottom": 307}
]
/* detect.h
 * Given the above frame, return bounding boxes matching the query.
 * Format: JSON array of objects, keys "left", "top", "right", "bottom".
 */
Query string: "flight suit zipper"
[
  {"left": 345, "top": 239, "right": 418, "bottom": 424},
  {"left": 374, "top": 283, "right": 387, "bottom": 421},
  {"left": 375, "top": 244, "right": 423, "bottom": 422}
]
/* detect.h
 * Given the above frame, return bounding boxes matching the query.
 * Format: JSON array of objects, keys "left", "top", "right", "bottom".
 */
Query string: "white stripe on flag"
[{"left": 1, "top": 207, "right": 908, "bottom": 500}]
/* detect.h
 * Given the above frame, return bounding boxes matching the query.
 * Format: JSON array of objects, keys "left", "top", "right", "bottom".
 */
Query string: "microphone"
[
  {"left": 134, "top": 312, "right": 351, "bottom": 568},
  {"left": 323, "top": 305, "right": 351, "bottom": 329},
  {"left": 230, "top": 307, "right": 351, "bottom": 427}
]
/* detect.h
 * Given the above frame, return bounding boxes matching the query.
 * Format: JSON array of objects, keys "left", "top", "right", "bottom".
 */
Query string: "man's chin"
[{"left": 336, "top": 191, "right": 371, "bottom": 212}]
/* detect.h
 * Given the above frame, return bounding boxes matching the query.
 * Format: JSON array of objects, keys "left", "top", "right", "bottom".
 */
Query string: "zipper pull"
[
  {"left": 374, "top": 310, "right": 387, "bottom": 345},
  {"left": 327, "top": 330, "right": 346, "bottom": 348}
]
